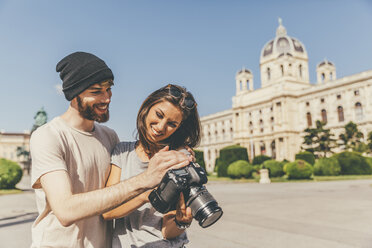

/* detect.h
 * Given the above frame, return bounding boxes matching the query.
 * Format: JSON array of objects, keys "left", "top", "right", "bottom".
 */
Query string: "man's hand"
[{"left": 144, "top": 146, "right": 191, "bottom": 188}]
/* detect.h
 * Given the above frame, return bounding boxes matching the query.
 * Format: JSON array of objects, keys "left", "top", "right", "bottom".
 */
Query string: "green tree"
[
  {"left": 367, "top": 131, "right": 372, "bottom": 154},
  {"left": 338, "top": 121, "right": 364, "bottom": 151},
  {"left": 302, "top": 120, "right": 336, "bottom": 158}
]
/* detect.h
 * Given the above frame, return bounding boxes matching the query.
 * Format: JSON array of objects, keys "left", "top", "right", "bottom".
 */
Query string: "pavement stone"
[{"left": 1, "top": 177, "right": 372, "bottom": 248}]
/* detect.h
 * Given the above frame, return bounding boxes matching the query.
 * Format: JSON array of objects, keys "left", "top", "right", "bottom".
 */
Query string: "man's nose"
[{"left": 101, "top": 91, "right": 111, "bottom": 103}]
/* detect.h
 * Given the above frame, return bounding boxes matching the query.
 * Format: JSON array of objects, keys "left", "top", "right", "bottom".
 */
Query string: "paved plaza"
[{"left": 1, "top": 176, "right": 372, "bottom": 248}]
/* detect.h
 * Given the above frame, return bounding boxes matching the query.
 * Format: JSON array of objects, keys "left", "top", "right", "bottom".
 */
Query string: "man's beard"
[{"left": 77, "top": 96, "right": 110, "bottom": 123}]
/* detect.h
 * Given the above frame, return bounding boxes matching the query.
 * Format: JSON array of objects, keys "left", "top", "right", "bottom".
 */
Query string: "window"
[
  {"left": 281, "top": 65, "right": 284, "bottom": 76},
  {"left": 306, "top": 112, "right": 312, "bottom": 127},
  {"left": 246, "top": 80, "right": 249, "bottom": 89},
  {"left": 337, "top": 106, "right": 344, "bottom": 122},
  {"left": 330, "top": 72, "right": 333, "bottom": 80},
  {"left": 267, "top": 67, "right": 271, "bottom": 80},
  {"left": 354, "top": 90, "right": 359, "bottom": 96},
  {"left": 337, "top": 94, "right": 341, "bottom": 100},
  {"left": 355, "top": 102, "right": 363, "bottom": 121},
  {"left": 259, "top": 119, "right": 264, "bottom": 133},
  {"left": 239, "top": 81, "right": 243, "bottom": 90},
  {"left": 320, "top": 98, "right": 325, "bottom": 103},
  {"left": 299, "top": 64, "right": 303, "bottom": 78},
  {"left": 306, "top": 102, "right": 310, "bottom": 106},
  {"left": 321, "top": 73, "right": 325, "bottom": 82},
  {"left": 321, "top": 109, "right": 327, "bottom": 123},
  {"left": 276, "top": 102, "right": 281, "bottom": 106}
]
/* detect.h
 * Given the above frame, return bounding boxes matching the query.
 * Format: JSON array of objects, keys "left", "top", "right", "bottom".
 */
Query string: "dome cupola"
[{"left": 259, "top": 18, "right": 309, "bottom": 87}]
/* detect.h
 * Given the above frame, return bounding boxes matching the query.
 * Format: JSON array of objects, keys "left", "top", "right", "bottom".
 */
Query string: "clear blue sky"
[{"left": 1, "top": 0, "right": 372, "bottom": 140}]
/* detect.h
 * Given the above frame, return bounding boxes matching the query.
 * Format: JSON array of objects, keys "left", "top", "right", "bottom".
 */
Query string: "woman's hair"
[{"left": 136, "top": 84, "right": 201, "bottom": 156}]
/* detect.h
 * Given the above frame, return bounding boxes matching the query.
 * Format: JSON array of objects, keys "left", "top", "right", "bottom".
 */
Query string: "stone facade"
[
  {"left": 198, "top": 19, "right": 372, "bottom": 172},
  {"left": 0, "top": 130, "right": 31, "bottom": 173}
]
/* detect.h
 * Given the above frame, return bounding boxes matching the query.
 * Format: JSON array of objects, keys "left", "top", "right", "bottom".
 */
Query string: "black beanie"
[{"left": 56, "top": 52, "right": 114, "bottom": 101}]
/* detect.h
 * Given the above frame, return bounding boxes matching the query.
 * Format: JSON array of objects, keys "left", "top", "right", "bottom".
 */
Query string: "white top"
[
  {"left": 111, "top": 141, "right": 188, "bottom": 248},
  {"left": 30, "top": 117, "right": 119, "bottom": 248}
]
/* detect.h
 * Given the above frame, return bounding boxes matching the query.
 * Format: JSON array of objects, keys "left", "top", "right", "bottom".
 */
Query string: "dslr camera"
[{"left": 149, "top": 162, "right": 223, "bottom": 228}]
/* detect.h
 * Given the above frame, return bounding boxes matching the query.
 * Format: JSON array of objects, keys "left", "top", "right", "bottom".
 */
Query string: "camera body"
[{"left": 149, "top": 162, "right": 223, "bottom": 228}]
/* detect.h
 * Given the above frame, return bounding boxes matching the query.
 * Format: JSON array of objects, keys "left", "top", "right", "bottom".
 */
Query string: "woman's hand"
[{"left": 175, "top": 192, "right": 193, "bottom": 226}]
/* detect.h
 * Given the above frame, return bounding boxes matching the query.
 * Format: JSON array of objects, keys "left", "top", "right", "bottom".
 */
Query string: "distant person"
[
  {"left": 103, "top": 84, "right": 201, "bottom": 248},
  {"left": 30, "top": 52, "right": 191, "bottom": 248}
]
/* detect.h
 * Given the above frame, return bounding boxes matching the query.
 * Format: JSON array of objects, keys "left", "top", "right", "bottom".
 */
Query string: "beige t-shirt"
[{"left": 30, "top": 117, "right": 119, "bottom": 248}]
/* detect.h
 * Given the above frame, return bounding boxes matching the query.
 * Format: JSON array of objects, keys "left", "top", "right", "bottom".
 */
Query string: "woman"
[{"left": 103, "top": 84, "right": 201, "bottom": 248}]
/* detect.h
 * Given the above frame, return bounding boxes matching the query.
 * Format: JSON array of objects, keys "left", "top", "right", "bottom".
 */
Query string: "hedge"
[
  {"left": 313, "top": 157, "right": 341, "bottom": 176},
  {"left": 332, "top": 152, "right": 371, "bottom": 175},
  {"left": 261, "top": 160, "right": 284, "bottom": 177},
  {"left": 285, "top": 160, "right": 313, "bottom": 179},
  {"left": 0, "top": 158, "right": 23, "bottom": 189},
  {"left": 295, "top": 151, "right": 315, "bottom": 165},
  {"left": 194, "top": 150, "right": 206, "bottom": 171},
  {"left": 252, "top": 155, "right": 271, "bottom": 165},
  {"left": 216, "top": 145, "right": 248, "bottom": 177},
  {"left": 227, "top": 160, "right": 253, "bottom": 179}
]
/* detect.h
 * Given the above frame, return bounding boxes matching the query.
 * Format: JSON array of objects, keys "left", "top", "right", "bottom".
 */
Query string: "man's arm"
[{"left": 41, "top": 147, "right": 190, "bottom": 227}]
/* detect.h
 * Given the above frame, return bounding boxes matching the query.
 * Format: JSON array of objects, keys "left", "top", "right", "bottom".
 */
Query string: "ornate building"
[
  {"left": 0, "top": 130, "right": 31, "bottom": 173},
  {"left": 198, "top": 19, "right": 372, "bottom": 173}
]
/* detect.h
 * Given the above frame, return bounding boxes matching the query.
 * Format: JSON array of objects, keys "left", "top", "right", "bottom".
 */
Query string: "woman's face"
[{"left": 145, "top": 100, "right": 183, "bottom": 143}]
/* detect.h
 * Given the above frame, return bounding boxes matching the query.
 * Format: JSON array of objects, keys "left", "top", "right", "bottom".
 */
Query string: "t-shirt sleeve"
[
  {"left": 30, "top": 127, "right": 67, "bottom": 189},
  {"left": 110, "top": 142, "right": 129, "bottom": 169}
]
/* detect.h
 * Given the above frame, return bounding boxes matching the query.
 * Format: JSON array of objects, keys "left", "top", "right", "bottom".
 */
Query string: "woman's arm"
[
  {"left": 162, "top": 192, "right": 193, "bottom": 240},
  {"left": 102, "top": 164, "right": 151, "bottom": 220}
]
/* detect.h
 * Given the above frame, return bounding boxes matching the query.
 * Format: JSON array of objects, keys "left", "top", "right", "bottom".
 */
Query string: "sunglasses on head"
[{"left": 167, "top": 85, "right": 196, "bottom": 110}]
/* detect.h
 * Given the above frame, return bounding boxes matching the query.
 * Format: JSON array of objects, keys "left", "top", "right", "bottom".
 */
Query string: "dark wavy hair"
[{"left": 136, "top": 84, "right": 201, "bottom": 156}]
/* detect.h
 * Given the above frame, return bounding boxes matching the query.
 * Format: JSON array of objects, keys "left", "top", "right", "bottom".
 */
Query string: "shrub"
[
  {"left": 252, "top": 155, "right": 271, "bottom": 165},
  {"left": 227, "top": 160, "right": 253, "bottom": 179},
  {"left": 285, "top": 160, "right": 313, "bottom": 179},
  {"left": 261, "top": 160, "right": 284, "bottom": 177},
  {"left": 332, "top": 152, "right": 372, "bottom": 175},
  {"left": 295, "top": 151, "right": 315, "bottom": 165},
  {"left": 0, "top": 158, "right": 23, "bottom": 189},
  {"left": 216, "top": 145, "right": 248, "bottom": 177},
  {"left": 365, "top": 157, "right": 372, "bottom": 172},
  {"left": 313, "top": 157, "right": 341, "bottom": 176},
  {"left": 194, "top": 150, "right": 206, "bottom": 170}
]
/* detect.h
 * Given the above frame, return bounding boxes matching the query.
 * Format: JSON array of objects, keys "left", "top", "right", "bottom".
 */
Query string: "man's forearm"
[{"left": 43, "top": 171, "right": 151, "bottom": 226}]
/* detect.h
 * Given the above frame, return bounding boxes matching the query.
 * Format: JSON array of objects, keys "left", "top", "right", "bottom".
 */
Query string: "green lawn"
[
  {"left": 0, "top": 188, "right": 23, "bottom": 195},
  {"left": 208, "top": 174, "right": 372, "bottom": 183}
]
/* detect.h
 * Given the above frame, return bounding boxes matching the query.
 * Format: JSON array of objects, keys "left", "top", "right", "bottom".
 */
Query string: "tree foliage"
[
  {"left": 338, "top": 121, "right": 364, "bottom": 152},
  {"left": 302, "top": 120, "right": 336, "bottom": 158}
]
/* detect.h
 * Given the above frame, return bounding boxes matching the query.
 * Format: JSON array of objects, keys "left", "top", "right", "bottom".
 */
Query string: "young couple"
[{"left": 30, "top": 52, "right": 201, "bottom": 248}]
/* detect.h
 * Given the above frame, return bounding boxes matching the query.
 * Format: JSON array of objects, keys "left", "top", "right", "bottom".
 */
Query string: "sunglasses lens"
[
  {"left": 169, "top": 86, "right": 182, "bottom": 98},
  {"left": 184, "top": 97, "right": 195, "bottom": 109}
]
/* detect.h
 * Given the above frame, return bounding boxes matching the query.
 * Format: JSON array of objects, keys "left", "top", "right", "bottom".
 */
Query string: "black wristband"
[{"left": 174, "top": 218, "right": 191, "bottom": 230}]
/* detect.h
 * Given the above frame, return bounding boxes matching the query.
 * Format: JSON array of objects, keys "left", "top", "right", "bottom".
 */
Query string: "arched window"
[
  {"left": 271, "top": 140, "right": 276, "bottom": 159},
  {"left": 330, "top": 72, "right": 333, "bottom": 81},
  {"left": 337, "top": 106, "right": 344, "bottom": 122},
  {"left": 299, "top": 64, "right": 303, "bottom": 78},
  {"left": 239, "top": 81, "right": 243, "bottom": 90},
  {"left": 306, "top": 112, "right": 312, "bottom": 127},
  {"left": 321, "top": 73, "right": 325, "bottom": 82},
  {"left": 355, "top": 102, "right": 363, "bottom": 121},
  {"left": 260, "top": 141, "right": 266, "bottom": 155},
  {"left": 321, "top": 109, "right": 327, "bottom": 123},
  {"left": 259, "top": 119, "right": 264, "bottom": 132},
  {"left": 246, "top": 80, "right": 250, "bottom": 89},
  {"left": 267, "top": 67, "right": 271, "bottom": 80}
]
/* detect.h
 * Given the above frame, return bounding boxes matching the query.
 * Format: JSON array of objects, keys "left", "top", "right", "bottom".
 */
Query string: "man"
[{"left": 30, "top": 52, "right": 191, "bottom": 248}]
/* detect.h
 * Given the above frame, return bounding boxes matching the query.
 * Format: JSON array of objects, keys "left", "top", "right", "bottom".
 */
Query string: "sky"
[{"left": 0, "top": 0, "right": 372, "bottom": 140}]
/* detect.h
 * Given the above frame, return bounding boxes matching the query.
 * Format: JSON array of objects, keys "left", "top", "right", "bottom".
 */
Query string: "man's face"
[{"left": 76, "top": 81, "right": 113, "bottom": 123}]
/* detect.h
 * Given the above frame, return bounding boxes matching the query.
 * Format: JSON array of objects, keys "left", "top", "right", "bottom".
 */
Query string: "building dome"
[
  {"left": 236, "top": 67, "right": 251, "bottom": 75},
  {"left": 260, "top": 18, "right": 307, "bottom": 63},
  {"left": 317, "top": 59, "right": 334, "bottom": 68}
]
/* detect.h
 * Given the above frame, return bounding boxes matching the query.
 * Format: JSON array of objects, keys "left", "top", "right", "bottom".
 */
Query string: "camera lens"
[{"left": 186, "top": 186, "right": 223, "bottom": 228}]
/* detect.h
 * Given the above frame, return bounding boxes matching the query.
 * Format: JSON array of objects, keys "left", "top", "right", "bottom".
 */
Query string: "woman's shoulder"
[{"left": 112, "top": 141, "right": 137, "bottom": 155}]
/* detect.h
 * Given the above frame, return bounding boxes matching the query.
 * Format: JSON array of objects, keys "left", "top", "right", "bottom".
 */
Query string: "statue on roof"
[{"left": 31, "top": 107, "right": 48, "bottom": 133}]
